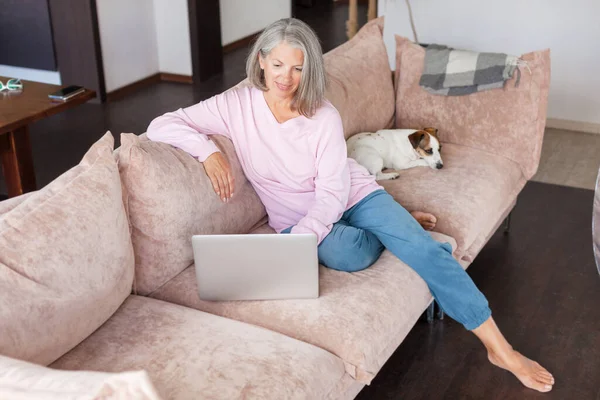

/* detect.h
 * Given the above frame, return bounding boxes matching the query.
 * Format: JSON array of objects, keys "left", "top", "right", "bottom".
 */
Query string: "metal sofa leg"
[
  {"left": 503, "top": 211, "right": 512, "bottom": 235},
  {"left": 436, "top": 301, "right": 445, "bottom": 320},
  {"left": 426, "top": 301, "right": 435, "bottom": 323}
]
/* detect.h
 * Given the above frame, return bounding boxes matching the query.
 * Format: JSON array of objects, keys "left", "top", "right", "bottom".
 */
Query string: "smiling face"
[{"left": 259, "top": 41, "right": 304, "bottom": 102}]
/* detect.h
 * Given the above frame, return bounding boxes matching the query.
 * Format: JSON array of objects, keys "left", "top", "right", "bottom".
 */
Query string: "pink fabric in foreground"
[{"left": 0, "top": 354, "right": 161, "bottom": 400}]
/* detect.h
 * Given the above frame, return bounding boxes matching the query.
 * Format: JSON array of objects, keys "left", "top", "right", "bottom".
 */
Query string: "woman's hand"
[{"left": 203, "top": 152, "right": 234, "bottom": 202}]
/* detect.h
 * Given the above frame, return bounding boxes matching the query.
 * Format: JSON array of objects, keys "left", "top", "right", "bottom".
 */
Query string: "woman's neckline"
[{"left": 258, "top": 89, "right": 305, "bottom": 126}]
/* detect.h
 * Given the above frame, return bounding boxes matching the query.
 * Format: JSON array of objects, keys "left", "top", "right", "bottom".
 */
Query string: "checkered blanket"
[{"left": 419, "top": 44, "right": 522, "bottom": 96}]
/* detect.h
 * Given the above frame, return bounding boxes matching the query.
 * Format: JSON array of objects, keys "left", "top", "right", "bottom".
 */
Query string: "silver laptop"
[{"left": 192, "top": 233, "right": 319, "bottom": 301}]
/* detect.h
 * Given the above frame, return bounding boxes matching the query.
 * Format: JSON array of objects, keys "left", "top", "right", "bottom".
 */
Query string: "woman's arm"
[
  {"left": 146, "top": 91, "right": 235, "bottom": 201},
  {"left": 146, "top": 92, "right": 232, "bottom": 162},
  {"left": 291, "top": 110, "right": 350, "bottom": 244}
]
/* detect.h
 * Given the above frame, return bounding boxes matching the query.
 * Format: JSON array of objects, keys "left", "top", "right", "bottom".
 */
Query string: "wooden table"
[{"left": 0, "top": 77, "right": 95, "bottom": 198}]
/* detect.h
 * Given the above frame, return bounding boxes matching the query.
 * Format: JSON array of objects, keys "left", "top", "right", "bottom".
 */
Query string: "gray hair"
[{"left": 246, "top": 18, "right": 326, "bottom": 118}]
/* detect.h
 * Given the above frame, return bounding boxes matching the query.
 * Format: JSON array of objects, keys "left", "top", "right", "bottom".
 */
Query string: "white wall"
[
  {"left": 96, "top": 0, "right": 160, "bottom": 92},
  {"left": 380, "top": 0, "right": 600, "bottom": 125},
  {"left": 220, "top": 0, "right": 291, "bottom": 45},
  {"left": 153, "top": 0, "right": 192, "bottom": 76},
  {"left": 7, "top": 0, "right": 288, "bottom": 92},
  {"left": 0, "top": 65, "right": 61, "bottom": 85}
]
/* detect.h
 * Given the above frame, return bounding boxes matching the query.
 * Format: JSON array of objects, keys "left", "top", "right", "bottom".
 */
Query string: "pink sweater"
[{"left": 146, "top": 86, "right": 381, "bottom": 244}]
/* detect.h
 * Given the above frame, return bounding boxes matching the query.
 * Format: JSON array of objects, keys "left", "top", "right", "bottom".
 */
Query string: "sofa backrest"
[
  {"left": 394, "top": 35, "right": 551, "bottom": 180},
  {"left": 323, "top": 17, "right": 395, "bottom": 139},
  {"left": 0, "top": 192, "right": 34, "bottom": 214},
  {"left": 0, "top": 132, "right": 134, "bottom": 365},
  {"left": 117, "top": 133, "right": 267, "bottom": 296}
]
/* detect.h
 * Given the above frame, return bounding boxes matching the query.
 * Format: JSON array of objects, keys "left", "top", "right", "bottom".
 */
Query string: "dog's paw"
[{"left": 376, "top": 172, "right": 400, "bottom": 180}]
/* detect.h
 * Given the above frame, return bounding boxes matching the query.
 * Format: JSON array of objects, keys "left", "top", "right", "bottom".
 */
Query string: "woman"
[{"left": 146, "top": 18, "right": 553, "bottom": 392}]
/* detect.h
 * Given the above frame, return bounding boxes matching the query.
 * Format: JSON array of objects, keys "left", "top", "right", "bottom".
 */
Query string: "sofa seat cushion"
[
  {"left": 50, "top": 296, "right": 351, "bottom": 400},
  {"left": 379, "top": 143, "right": 526, "bottom": 259},
  {"left": 149, "top": 229, "right": 458, "bottom": 384},
  {"left": 0, "top": 132, "right": 134, "bottom": 366}
]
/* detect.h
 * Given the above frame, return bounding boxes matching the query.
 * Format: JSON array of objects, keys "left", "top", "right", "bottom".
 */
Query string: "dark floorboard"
[{"left": 357, "top": 182, "right": 600, "bottom": 400}]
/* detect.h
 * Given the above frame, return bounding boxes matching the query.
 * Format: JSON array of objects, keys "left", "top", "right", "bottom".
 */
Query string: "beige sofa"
[{"left": 0, "top": 18, "right": 550, "bottom": 399}]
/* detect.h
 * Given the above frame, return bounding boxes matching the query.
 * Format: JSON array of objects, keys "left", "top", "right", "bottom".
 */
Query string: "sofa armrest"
[{"left": 394, "top": 35, "right": 551, "bottom": 180}]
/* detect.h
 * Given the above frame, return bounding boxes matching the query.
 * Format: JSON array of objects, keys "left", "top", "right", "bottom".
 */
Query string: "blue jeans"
[{"left": 282, "top": 189, "right": 491, "bottom": 330}]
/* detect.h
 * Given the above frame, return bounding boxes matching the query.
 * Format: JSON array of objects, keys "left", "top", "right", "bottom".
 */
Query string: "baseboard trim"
[
  {"left": 223, "top": 32, "right": 261, "bottom": 54},
  {"left": 106, "top": 74, "right": 161, "bottom": 102},
  {"left": 106, "top": 72, "right": 193, "bottom": 101},
  {"left": 160, "top": 73, "right": 193, "bottom": 84},
  {"left": 546, "top": 118, "right": 600, "bottom": 135},
  {"left": 334, "top": 0, "right": 370, "bottom": 4}
]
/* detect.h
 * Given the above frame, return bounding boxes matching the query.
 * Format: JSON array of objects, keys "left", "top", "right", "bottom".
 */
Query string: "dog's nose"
[{"left": 436, "top": 163, "right": 444, "bottom": 169}]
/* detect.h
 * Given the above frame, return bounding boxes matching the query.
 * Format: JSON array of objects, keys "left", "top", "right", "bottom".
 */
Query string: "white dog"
[{"left": 346, "top": 127, "right": 444, "bottom": 180}]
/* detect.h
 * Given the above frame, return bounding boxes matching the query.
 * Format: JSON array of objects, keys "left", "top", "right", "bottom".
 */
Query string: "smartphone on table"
[{"left": 48, "top": 85, "right": 85, "bottom": 102}]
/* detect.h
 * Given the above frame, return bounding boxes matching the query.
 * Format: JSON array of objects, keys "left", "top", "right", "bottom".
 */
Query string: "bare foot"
[
  {"left": 411, "top": 211, "right": 437, "bottom": 230},
  {"left": 488, "top": 349, "right": 555, "bottom": 392}
]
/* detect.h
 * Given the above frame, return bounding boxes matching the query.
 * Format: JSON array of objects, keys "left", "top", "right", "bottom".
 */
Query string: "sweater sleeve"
[
  {"left": 291, "top": 109, "right": 350, "bottom": 244},
  {"left": 146, "top": 91, "right": 232, "bottom": 162}
]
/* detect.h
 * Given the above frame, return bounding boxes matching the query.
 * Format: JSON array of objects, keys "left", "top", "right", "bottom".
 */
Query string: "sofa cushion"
[
  {"left": 324, "top": 17, "right": 395, "bottom": 139},
  {"left": 149, "top": 228, "right": 458, "bottom": 384},
  {"left": 117, "top": 133, "right": 266, "bottom": 296},
  {"left": 51, "top": 296, "right": 353, "bottom": 400},
  {"left": 378, "top": 143, "right": 525, "bottom": 259},
  {"left": 394, "top": 35, "right": 551, "bottom": 180},
  {"left": 0, "top": 192, "right": 34, "bottom": 215},
  {"left": 0, "top": 132, "right": 134, "bottom": 365},
  {"left": 0, "top": 355, "right": 161, "bottom": 400}
]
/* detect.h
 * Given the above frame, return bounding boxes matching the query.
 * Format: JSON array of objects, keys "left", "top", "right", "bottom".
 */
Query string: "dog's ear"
[
  {"left": 423, "top": 127, "right": 439, "bottom": 137},
  {"left": 408, "top": 131, "right": 425, "bottom": 149}
]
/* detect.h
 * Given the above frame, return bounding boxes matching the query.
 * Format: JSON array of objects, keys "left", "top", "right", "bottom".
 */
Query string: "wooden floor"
[
  {"left": 1, "top": 3, "right": 599, "bottom": 399},
  {"left": 357, "top": 182, "right": 600, "bottom": 400}
]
